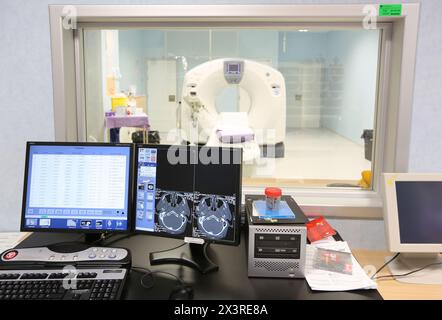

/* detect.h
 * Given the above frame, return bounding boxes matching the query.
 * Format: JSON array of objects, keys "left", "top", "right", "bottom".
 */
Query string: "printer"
[{"left": 245, "top": 195, "right": 308, "bottom": 278}]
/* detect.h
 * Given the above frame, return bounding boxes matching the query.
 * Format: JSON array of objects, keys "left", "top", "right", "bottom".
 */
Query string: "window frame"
[{"left": 49, "top": 4, "right": 420, "bottom": 219}]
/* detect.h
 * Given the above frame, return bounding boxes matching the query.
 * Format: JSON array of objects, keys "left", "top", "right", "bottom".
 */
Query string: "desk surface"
[
  {"left": 17, "top": 232, "right": 382, "bottom": 300},
  {"left": 352, "top": 249, "right": 442, "bottom": 300}
]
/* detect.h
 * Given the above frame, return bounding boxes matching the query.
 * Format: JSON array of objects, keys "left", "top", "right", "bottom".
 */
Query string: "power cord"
[
  {"left": 374, "top": 261, "right": 442, "bottom": 281},
  {"left": 150, "top": 242, "right": 186, "bottom": 254},
  {"left": 371, "top": 252, "right": 400, "bottom": 279}
]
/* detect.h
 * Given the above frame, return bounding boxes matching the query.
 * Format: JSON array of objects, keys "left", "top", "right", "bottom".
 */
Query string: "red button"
[{"left": 3, "top": 250, "right": 18, "bottom": 260}]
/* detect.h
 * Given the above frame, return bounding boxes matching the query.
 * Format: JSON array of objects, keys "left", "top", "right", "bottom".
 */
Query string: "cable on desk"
[
  {"left": 102, "top": 234, "right": 135, "bottom": 247},
  {"left": 371, "top": 252, "right": 400, "bottom": 279},
  {"left": 88, "top": 233, "right": 114, "bottom": 245},
  {"left": 131, "top": 266, "right": 184, "bottom": 289},
  {"left": 149, "top": 242, "right": 187, "bottom": 254},
  {"left": 374, "top": 261, "right": 442, "bottom": 281}
]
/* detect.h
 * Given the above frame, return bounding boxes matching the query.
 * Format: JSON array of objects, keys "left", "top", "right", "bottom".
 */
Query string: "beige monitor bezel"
[{"left": 383, "top": 173, "right": 442, "bottom": 253}]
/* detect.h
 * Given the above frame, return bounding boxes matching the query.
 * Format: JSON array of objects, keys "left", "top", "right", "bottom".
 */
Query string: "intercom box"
[{"left": 245, "top": 195, "right": 308, "bottom": 278}]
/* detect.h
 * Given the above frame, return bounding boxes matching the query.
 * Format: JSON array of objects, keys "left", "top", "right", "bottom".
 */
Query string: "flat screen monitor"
[
  {"left": 21, "top": 142, "right": 133, "bottom": 233},
  {"left": 134, "top": 144, "right": 242, "bottom": 245},
  {"left": 383, "top": 173, "right": 442, "bottom": 252}
]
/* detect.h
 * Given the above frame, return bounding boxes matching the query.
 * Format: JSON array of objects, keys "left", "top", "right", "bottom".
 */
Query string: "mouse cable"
[
  {"left": 131, "top": 266, "right": 185, "bottom": 289},
  {"left": 371, "top": 252, "right": 400, "bottom": 279}
]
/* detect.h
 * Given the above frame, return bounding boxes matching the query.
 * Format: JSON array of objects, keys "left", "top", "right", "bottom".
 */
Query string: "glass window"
[{"left": 83, "top": 27, "right": 381, "bottom": 189}]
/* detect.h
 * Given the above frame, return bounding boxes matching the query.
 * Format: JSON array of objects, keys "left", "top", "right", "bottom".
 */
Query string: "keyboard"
[{"left": 0, "top": 268, "right": 127, "bottom": 300}]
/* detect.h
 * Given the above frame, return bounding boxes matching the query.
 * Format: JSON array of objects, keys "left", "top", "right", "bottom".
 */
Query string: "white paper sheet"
[{"left": 305, "top": 241, "right": 377, "bottom": 291}]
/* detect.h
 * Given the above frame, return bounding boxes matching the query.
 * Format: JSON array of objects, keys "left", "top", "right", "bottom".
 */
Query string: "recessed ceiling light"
[{"left": 299, "top": 29, "right": 309, "bottom": 32}]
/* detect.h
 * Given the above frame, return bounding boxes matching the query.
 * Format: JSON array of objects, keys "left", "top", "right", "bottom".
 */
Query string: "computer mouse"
[{"left": 169, "top": 285, "right": 194, "bottom": 300}]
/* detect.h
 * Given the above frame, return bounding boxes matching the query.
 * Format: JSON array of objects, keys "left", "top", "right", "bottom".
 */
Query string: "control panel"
[
  {"left": 0, "top": 246, "right": 129, "bottom": 265},
  {"left": 224, "top": 60, "right": 244, "bottom": 84}
]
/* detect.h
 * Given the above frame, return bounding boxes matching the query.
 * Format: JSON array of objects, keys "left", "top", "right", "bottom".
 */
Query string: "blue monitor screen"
[
  {"left": 396, "top": 181, "right": 442, "bottom": 244},
  {"left": 22, "top": 144, "right": 131, "bottom": 232}
]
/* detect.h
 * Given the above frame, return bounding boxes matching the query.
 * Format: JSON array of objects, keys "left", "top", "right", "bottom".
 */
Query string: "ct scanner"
[{"left": 180, "top": 58, "right": 286, "bottom": 161}]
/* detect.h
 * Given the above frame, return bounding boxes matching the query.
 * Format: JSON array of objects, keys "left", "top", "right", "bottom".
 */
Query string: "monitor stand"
[
  {"left": 46, "top": 233, "right": 105, "bottom": 254},
  {"left": 387, "top": 253, "right": 442, "bottom": 284},
  {"left": 150, "top": 242, "right": 219, "bottom": 274}
]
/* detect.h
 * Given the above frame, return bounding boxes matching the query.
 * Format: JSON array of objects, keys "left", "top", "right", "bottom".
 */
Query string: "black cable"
[
  {"left": 149, "top": 242, "right": 186, "bottom": 254},
  {"left": 371, "top": 252, "right": 400, "bottom": 279},
  {"left": 89, "top": 233, "right": 113, "bottom": 245},
  {"left": 131, "top": 266, "right": 184, "bottom": 289},
  {"left": 102, "top": 233, "right": 135, "bottom": 247},
  {"left": 374, "top": 261, "right": 442, "bottom": 281}
]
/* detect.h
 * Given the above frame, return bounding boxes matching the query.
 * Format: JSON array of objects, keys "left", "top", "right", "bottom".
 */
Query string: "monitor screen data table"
[{"left": 23, "top": 144, "right": 131, "bottom": 232}]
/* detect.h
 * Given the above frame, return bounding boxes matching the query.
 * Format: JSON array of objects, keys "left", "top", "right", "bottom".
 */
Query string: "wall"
[
  {"left": 1, "top": 0, "right": 441, "bottom": 251},
  {"left": 121, "top": 29, "right": 383, "bottom": 133},
  {"left": 277, "top": 30, "right": 378, "bottom": 136},
  {"left": 279, "top": 32, "right": 325, "bottom": 129},
  {"left": 321, "top": 30, "right": 379, "bottom": 145},
  {"left": 119, "top": 30, "right": 148, "bottom": 96},
  {"left": 118, "top": 29, "right": 280, "bottom": 116}
]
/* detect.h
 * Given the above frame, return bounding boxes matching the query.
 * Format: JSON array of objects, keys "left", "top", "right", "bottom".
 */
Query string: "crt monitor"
[
  {"left": 383, "top": 173, "right": 442, "bottom": 284},
  {"left": 134, "top": 144, "right": 242, "bottom": 273},
  {"left": 21, "top": 142, "right": 133, "bottom": 240}
]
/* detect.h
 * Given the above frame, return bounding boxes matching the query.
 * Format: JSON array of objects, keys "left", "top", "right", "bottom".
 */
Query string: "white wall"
[
  {"left": 118, "top": 29, "right": 280, "bottom": 119},
  {"left": 277, "top": 30, "right": 379, "bottom": 137},
  {"left": 1, "top": 0, "right": 441, "bottom": 251},
  {"left": 321, "top": 30, "right": 379, "bottom": 145}
]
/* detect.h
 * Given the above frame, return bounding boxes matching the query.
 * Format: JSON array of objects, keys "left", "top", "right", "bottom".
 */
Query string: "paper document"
[
  {"left": 305, "top": 241, "right": 377, "bottom": 291},
  {"left": 0, "top": 232, "right": 31, "bottom": 254},
  {"left": 310, "top": 236, "right": 336, "bottom": 245}
]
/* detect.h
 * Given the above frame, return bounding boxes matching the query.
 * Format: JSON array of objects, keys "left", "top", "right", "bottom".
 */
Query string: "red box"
[{"left": 306, "top": 216, "right": 336, "bottom": 243}]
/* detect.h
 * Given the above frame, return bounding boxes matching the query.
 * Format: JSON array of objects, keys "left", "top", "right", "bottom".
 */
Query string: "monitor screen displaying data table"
[{"left": 21, "top": 142, "right": 133, "bottom": 233}]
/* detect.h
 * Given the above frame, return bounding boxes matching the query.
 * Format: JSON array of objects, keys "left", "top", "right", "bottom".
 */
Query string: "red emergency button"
[{"left": 3, "top": 250, "right": 18, "bottom": 260}]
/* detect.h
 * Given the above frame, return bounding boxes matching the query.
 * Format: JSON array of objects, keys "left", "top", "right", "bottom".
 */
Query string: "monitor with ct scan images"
[{"left": 134, "top": 144, "right": 242, "bottom": 273}]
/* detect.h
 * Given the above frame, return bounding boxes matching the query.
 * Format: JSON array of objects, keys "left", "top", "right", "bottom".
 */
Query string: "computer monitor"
[
  {"left": 134, "top": 144, "right": 242, "bottom": 273},
  {"left": 383, "top": 173, "right": 442, "bottom": 284},
  {"left": 21, "top": 142, "right": 134, "bottom": 243}
]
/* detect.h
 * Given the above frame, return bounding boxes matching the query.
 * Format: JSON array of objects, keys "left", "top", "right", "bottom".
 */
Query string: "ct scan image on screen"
[
  {"left": 193, "top": 193, "right": 236, "bottom": 241},
  {"left": 135, "top": 146, "right": 193, "bottom": 238},
  {"left": 135, "top": 145, "right": 240, "bottom": 243},
  {"left": 154, "top": 189, "right": 193, "bottom": 235},
  {"left": 192, "top": 147, "right": 239, "bottom": 242}
]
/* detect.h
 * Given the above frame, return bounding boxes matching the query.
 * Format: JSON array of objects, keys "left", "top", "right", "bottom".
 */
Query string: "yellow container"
[{"left": 111, "top": 97, "right": 128, "bottom": 112}]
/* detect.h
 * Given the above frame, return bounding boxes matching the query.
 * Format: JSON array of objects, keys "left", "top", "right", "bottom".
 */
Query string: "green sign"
[{"left": 379, "top": 4, "right": 403, "bottom": 16}]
